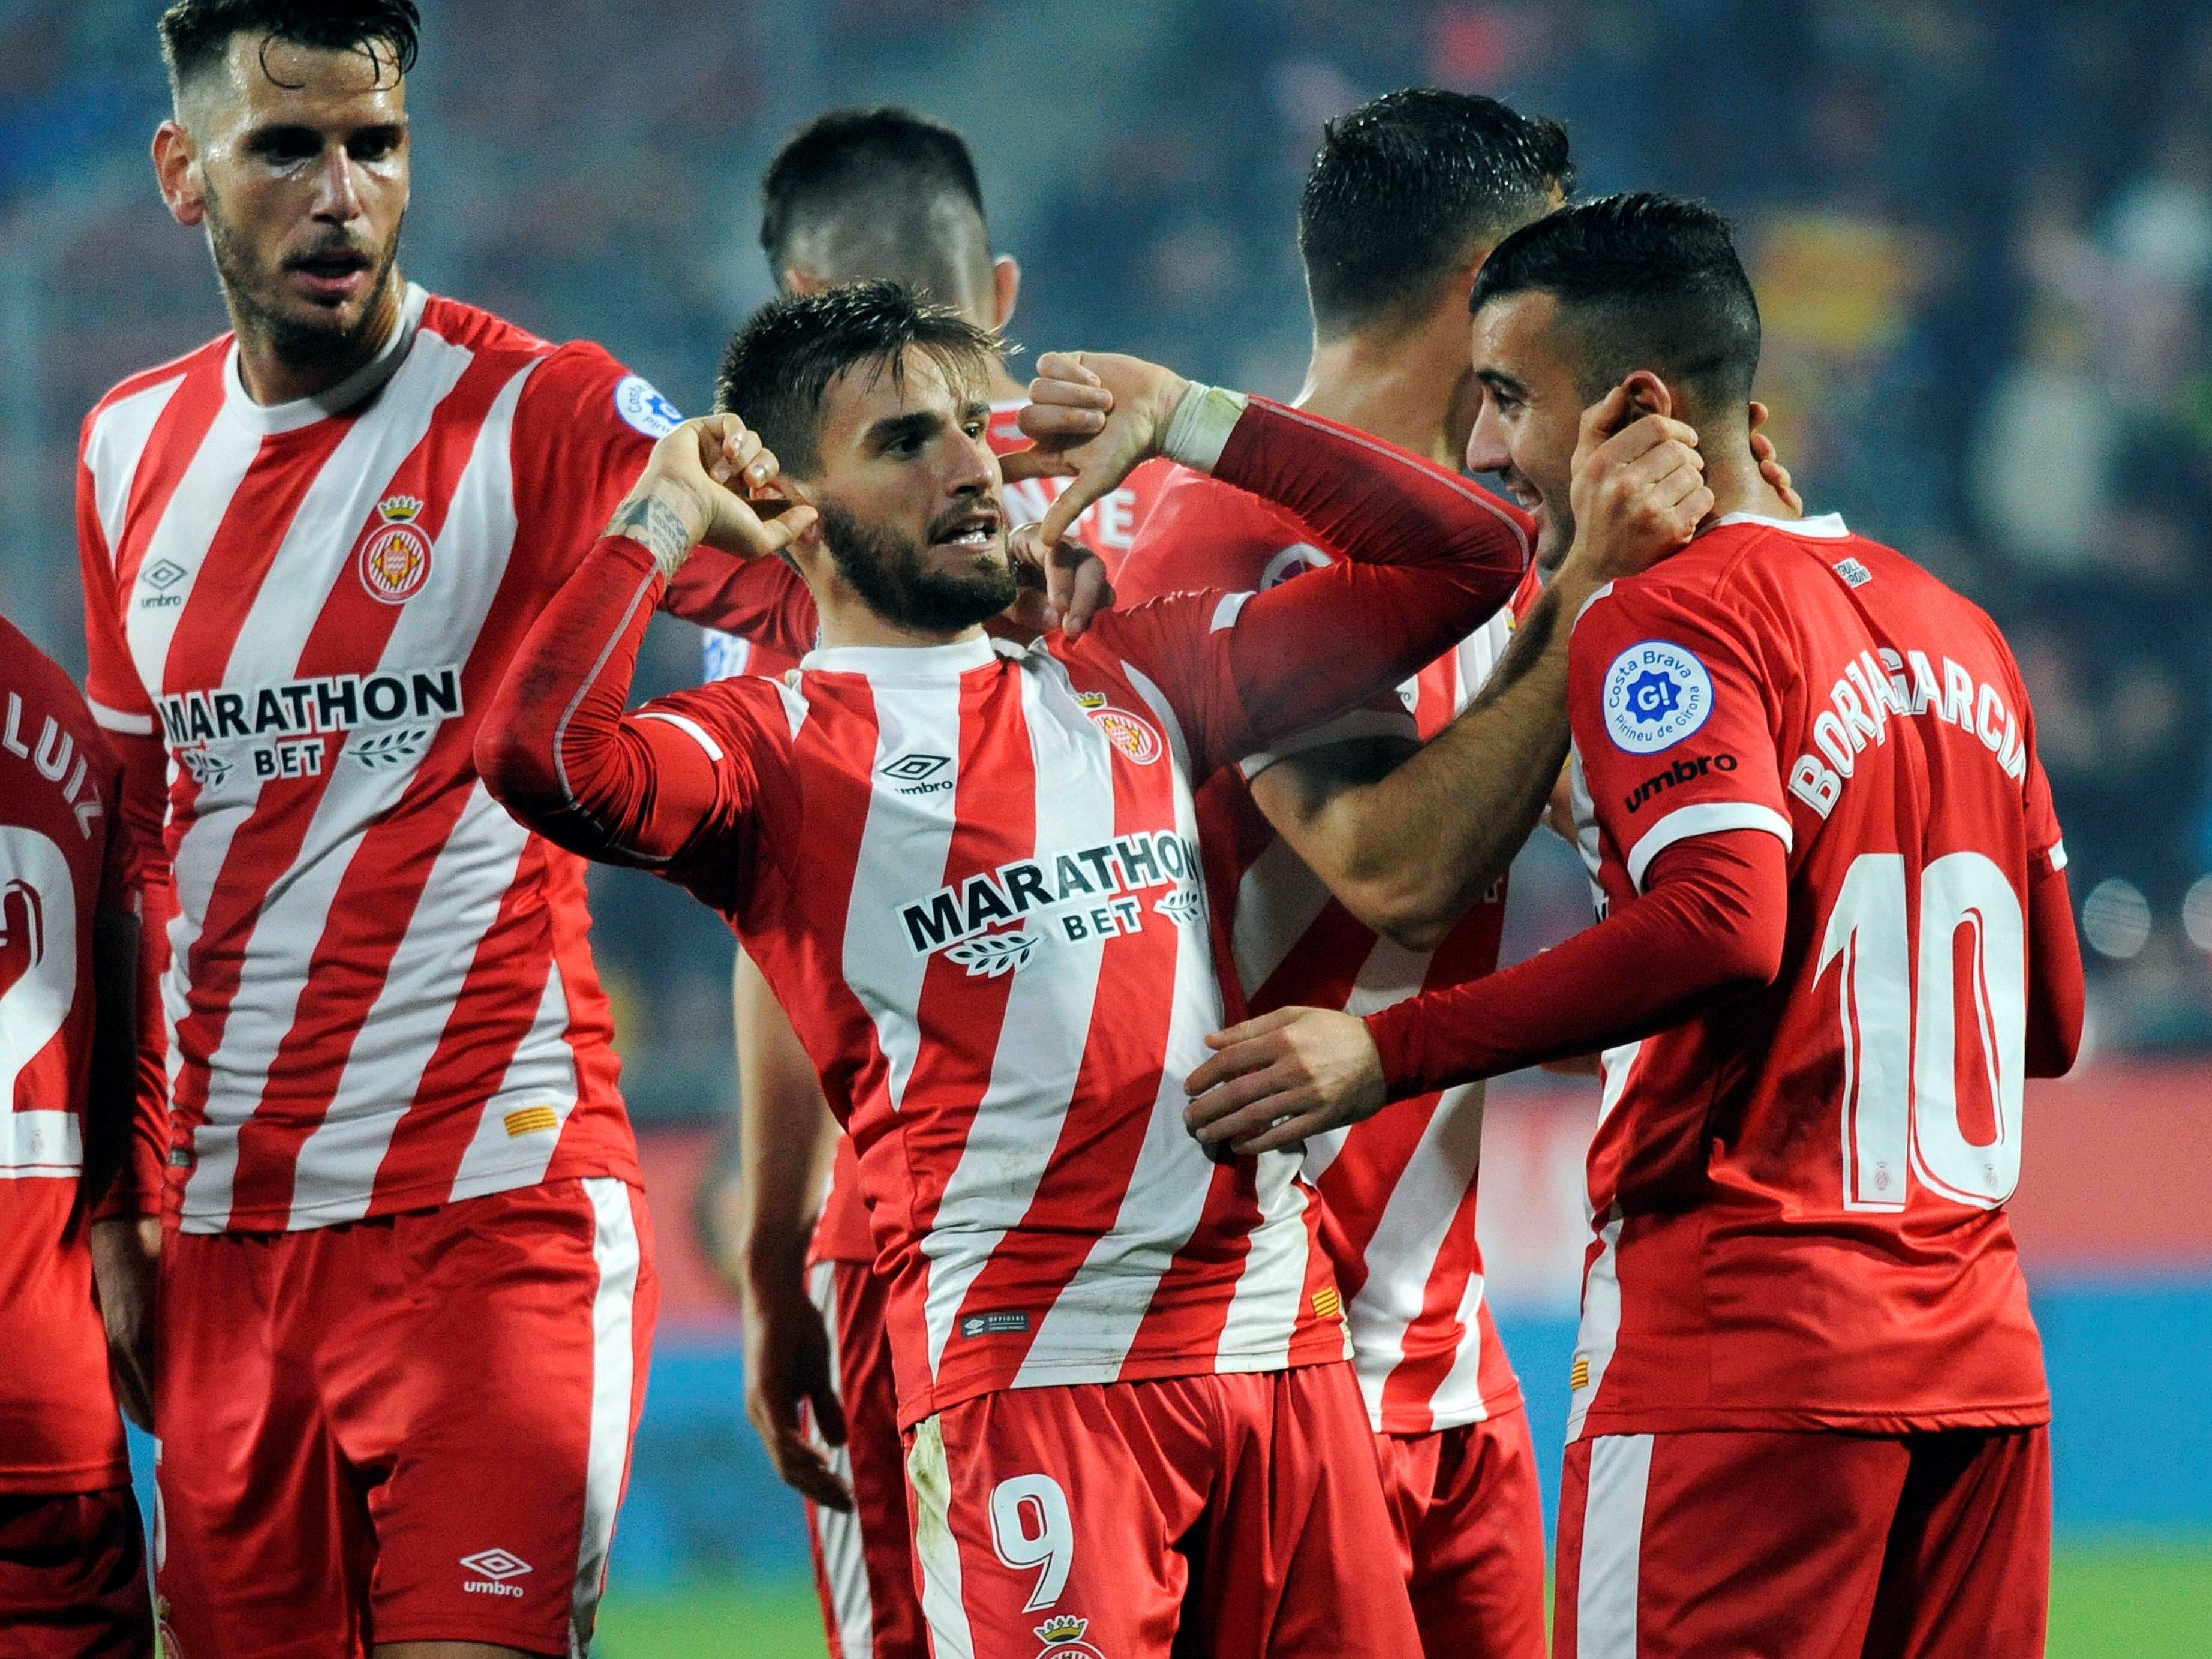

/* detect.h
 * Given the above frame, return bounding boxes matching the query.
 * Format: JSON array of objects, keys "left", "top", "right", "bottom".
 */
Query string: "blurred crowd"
[{"left": 4, "top": 0, "right": 2208, "bottom": 1108}]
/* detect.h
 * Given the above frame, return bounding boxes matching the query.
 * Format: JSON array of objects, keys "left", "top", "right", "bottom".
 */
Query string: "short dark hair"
[
  {"left": 760, "top": 108, "right": 993, "bottom": 315},
  {"left": 1299, "top": 88, "right": 1571, "bottom": 338},
  {"left": 1469, "top": 191, "right": 1762, "bottom": 411},
  {"left": 715, "top": 281, "right": 1002, "bottom": 476},
  {"left": 159, "top": 0, "right": 420, "bottom": 96}
]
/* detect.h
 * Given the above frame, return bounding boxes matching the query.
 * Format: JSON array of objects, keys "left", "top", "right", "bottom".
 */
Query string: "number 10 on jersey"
[{"left": 1819, "top": 851, "right": 2026, "bottom": 1212}]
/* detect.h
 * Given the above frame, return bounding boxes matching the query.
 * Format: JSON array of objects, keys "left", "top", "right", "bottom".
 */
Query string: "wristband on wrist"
[{"left": 1161, "top": 381, "right": 1249, "bottom": 474}]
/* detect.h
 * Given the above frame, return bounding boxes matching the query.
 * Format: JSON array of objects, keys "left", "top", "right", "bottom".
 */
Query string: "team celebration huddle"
[{"left": 4, "top": 2, "right": 2083, "bottom": 1657}]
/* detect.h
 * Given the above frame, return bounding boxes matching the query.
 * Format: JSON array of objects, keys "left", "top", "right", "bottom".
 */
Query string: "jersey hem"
[
  {"left": 0, "top": 1459, "right": 134, "bottom": 1495},
  {"left": 1374, "top": 1379, "right": 1526, "bottom": 1437},
  {"left": 175, "top": 1153, "right": 644, "bottom": 1233},
  {"left": 1571, "top": 1398, "right": 2053, "bottom": 1440},
  {"left": 897, "top": 1336, "right": 1350, "bottom": 1430}
]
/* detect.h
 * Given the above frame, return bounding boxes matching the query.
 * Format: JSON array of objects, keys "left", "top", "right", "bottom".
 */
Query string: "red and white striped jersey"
[
  {"left": 76, "top": 284, "right": 747, "bottom": 1233},
  {"left": 0, "top": 618, "right": 133, "bottom": 1491},
  {"left": 482, "top": 395, "right": 1530, "bottom": 1426},
  {"left": 1119, "top": 467, "right": 1535, "bottom": 1435}
]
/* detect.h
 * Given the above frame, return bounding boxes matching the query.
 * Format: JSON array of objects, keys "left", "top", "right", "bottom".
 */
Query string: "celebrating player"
[
  {"left": 710, "top": 106, "right": 1172, "bottom": 1659},
  {"left": 1185, "top": 194, "right": 2084, "bottom": 1658},
  {"left": 476, "top": 283, "right": 1535, "bottom": 1657},
  {"left": 70, "top": 3, "right": 821, "bottom": 1652},
  {"left": 1115, "top": 91, "right": 1567, "bottom": 1655},
  {"left": 0, "top": 614, "right": 157, "bottom": 1657}
]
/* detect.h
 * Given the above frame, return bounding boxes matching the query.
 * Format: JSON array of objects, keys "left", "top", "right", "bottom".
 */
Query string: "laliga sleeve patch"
[
  {"left": 1601, "top": 639, "right": 1714, "bottom": 753},
  {"left": 613, "top": 374, "right": 682, "bottom": 438}
]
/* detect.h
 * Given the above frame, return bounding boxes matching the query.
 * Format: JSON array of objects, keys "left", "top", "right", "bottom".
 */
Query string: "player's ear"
[
  {"left": 153, "top": 120, "right": 204, "bottom": 227},
  {"left": 990, "top": 255, "right": 1021, "bottom": 333},
  {"left": 1621, "top": 369, "right": 1672, "bottom": 421}
]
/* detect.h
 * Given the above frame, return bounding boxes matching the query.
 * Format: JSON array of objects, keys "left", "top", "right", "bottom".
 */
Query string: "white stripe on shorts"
[
  {"left": 570, "top": 1177, "right": 641, "bottom": 1656},
  {"left": 1577, "top": 1432, "right": 1654, "bottom": 1659},
  {"left": 905, "top": 1415, "right": 976, "bottom": 1659},
  {"left": 806, "top": 1260, "right": 877, "bottom": 1658}
]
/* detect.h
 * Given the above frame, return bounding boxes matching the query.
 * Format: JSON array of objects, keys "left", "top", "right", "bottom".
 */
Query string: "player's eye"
[
  {"left": 351, "top": 133, "right": 399, "bottom": 163},
  {"left": 255, "top": 133, "right": 323, "bottom": 166}
]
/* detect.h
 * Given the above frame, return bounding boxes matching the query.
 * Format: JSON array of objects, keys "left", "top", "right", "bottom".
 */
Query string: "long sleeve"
[
  {"left": 1366, "top": 829, "right": 1789, "bottom": 1098},
  {"left": 1089, "top": 398, "right": 1531, "bottom": 777},
  {"left": 477, "top": 535, "right": 763, "bottom": 868}
]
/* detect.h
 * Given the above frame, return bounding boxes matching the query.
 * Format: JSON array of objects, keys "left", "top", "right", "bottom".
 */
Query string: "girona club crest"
[
  {"left": 1075, "top": 691, "right": 1162, "bottom": 765},
  {"left": 1033, "top": 1613, "right": 1107, "bottom": 1658},
  {"left": 356, "top": 494, "right": 432, "bottom": 604}
]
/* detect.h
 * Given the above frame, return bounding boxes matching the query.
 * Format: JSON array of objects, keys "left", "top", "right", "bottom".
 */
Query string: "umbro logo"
[
  {"left": 459, "top": 1547, "right": 531, "bottom": 1598},
  {"left": 139, "top": 559, "right": 189, "bottom": 609},
  {"left": 881, "top": 752, "right": 954, "bottom": 796}
]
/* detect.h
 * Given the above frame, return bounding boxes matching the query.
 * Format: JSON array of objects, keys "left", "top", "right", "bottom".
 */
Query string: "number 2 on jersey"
[{"left": 1819, "top": 850, "right": 2024, "bottom": 1212}]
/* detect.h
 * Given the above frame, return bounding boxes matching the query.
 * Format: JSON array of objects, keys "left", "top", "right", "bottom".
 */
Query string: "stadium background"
[{"left": 4, "top": 1, "right": 2207, "bottom": 1652}]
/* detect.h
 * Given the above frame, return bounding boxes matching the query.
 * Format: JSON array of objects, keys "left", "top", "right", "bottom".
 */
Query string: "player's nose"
[
  {"left": 311, "top": 148, "right": 368, "bottom": 221},
  {"left": 1465, "top": 405, "right": 1510, "bottom": 475}
]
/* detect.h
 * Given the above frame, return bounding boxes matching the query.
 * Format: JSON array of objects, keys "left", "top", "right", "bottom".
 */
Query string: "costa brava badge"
[
  {"left": 1601, "top": 639, "right": 1712, "bottom": 753},
  {"left": 356, "top": 495, "right": 432, "bottom": 604}
]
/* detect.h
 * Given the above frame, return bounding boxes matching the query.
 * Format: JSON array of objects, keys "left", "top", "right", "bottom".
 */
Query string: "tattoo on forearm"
[{"left": 605, "top": 494, "right": 696, "bottom": 578}]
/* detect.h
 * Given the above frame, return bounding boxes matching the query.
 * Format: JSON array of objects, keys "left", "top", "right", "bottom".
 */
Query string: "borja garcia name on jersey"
[
  {"left": 155, "top": 665, "right": 464, "bottom": 788},
  {"left": 900, "top": 827, "right": 1207, "bottom": 977}
]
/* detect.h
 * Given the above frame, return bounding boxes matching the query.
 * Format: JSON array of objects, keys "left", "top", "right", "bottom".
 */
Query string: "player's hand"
[
  {"left": 1561, "top": 385, "right": 1712, "bottom": 584},
  {"left": 1748, "top": 402, "right": 1803, "bottom": 515},
  {"left": 613, "top": 414, "right": 820, "bottom": 575},
  {"left": 1183, "top": 1006, "right": 1387, "bottom": 1156},
  {"left": 741, "top": 1279, "right": 852, "bottom": 1512},
  {"left": 89, "top": 1215, "right": 159, "bottom": 1433},
  {"left": 1008, "top": 351, "right": 1190, "bottom": 547},
  {"left": 1000, "top": 525, "right": 1116, "bottom": 639}
]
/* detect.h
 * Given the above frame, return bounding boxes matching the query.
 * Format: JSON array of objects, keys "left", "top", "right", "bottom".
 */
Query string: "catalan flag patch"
[
  {"left": 503, "top": 1105, "right": 560, "bottom": 1138},
  {"left": 1312, "top": 1287, "right": 1344, "bottom": 1321},
  {"left": 1570, "top": 1357, "right": 1590, "bottom": 1391}
]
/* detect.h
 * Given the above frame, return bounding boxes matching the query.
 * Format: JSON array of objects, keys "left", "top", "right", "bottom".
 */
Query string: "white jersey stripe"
[
  {"left": 84, "top": 372, "right": 186, "bottom": 566},
  {"left": 841, "top": 681, "right": 963, "bottom": 1118},
  {"left": 1230, "top": 835, "right": 1333, "bottom": 999},
  {"left": 448, "top": 954, "right": 585, "bottom": 1206},
  {"left": 0, "top": 1110, "right": 83, "bottom": 1176},
  {"left": 88, "top": 701, "right": 154, "bottom": 736},
  {"left": 1576, "top": 1432, "right": 1652, "bottom": 1659},
  {"left": 569, "top": 1176, "right": 640, "bottom": 1654},
  {"left": 1568, "top": 1204, "right": 1628, "bottom": 1443},
  {"left": 924, "top": 661, "right": 1115, "bottom": 1377}
]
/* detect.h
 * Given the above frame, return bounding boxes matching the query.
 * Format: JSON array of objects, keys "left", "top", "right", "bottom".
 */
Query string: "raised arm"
[
  {"left": 1248, "top": 390, "right": 1715, "bottom": 948},
  {"left": 476, "top": 415, "right": 816, "bottom": 867}
]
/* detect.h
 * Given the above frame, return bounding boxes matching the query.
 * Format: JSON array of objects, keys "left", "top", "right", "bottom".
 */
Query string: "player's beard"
[
  {"left": 203, "top": 182, "right": 404, "bottom": 389},
  {"left": 819, "top": 500, "right": 1018, "bottom": 635}
]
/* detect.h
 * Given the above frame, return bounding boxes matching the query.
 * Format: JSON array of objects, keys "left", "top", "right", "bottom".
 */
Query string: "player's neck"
[
  {"left": 1295, "top": 321, "right": 1468, "bottom": 469},
  {"left": 812, "top": 586, "right": 988, "bottom": 655},
  {"left": 1703, "top": 443, "right": 1798, "bottom": 528},
  {"left": 230, "top": 273, "right": 407, "bottom": 407}
]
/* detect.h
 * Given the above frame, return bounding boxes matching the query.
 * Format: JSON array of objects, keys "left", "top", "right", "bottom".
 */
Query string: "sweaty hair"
[
  {"left": 760, "top": 108, "right": 994, "bottom": 320},
  {"left": 159, "top": 0, "right": 420, "bottom": 96},
  {"left": 715, "top": 281, "right": 1002, "bottom": 477},
  {"left": 1299, "top": 88, "right": 1572, "bottom": 339},
  {"left": 1469, "top": 191, "right": 1762, "bottom": 412}
]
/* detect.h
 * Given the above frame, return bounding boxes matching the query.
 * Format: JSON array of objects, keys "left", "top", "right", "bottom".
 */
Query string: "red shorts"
[
  {"left": 1555, "top": 1426, "right": 2051, "bottom": 1658},
  {"left": 154, "top": 1176, "right": 657, "bottom": 1659},
  {"left": 0, "top": 1486, "right": 151, "bottom": 1658},
  {"left": 1374, "top": 1409, "right": 1547, "bottom": 1659},
  {"left": 904, "top": 1362, "right": 1418, "bottom": 1658},
  {"left": 805, "top": 1258, "right": 927, "bottom": 1659}
]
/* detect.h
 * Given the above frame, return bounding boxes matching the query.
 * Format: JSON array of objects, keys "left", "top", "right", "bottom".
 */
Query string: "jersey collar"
[
  {"left": 803, "top": 632, "right": 999, "bottom": 681},
  {"left": 1709, "top": 510, "right": 1849, "bottom": 539},
  {"left": 220, "top": 281, "right": 430, "bottom": 436}
]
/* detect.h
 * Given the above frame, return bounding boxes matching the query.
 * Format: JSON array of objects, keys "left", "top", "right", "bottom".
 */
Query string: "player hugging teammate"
[{"left": 1, "top": 2, "right": 2081, "bottom": 1657}]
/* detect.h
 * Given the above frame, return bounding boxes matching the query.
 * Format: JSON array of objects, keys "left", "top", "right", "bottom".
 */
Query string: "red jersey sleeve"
[
  {"left": 1080, "top": 399, "right": 1528, "bottom": 780},
  {"left": 1117, "top": 467, "right": 1418, "bottom": 772},
  {"left": 74, "top": 434, "right": 157, "bottom": 738},
  {"left": 1570, "top": 577, "right": 1793, "bottom": 893}
]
